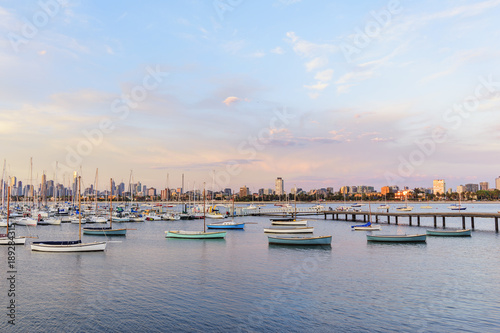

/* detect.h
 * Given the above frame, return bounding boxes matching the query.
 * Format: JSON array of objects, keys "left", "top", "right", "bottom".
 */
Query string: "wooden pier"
[{"left": 324, "top": 210, "right": 500, "bottom": 232}]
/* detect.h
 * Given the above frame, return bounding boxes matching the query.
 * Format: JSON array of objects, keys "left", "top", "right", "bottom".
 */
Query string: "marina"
[{"left": 1, "top": 209, "right": 499, "bottom": 332}]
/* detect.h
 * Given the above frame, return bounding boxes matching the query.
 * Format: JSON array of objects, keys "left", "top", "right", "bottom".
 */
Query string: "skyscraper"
[
  {"left": 496, "top": 177, "right": 500, "bottom": 190},
  {"left": 479, "top": 182, "right": 489, "bottom": 191},
  {"left": 433, "top": 179, "right": 446, "bottom": 195},
  {"left": 275, "top": 177, "right": 284, "bottom": 196}
]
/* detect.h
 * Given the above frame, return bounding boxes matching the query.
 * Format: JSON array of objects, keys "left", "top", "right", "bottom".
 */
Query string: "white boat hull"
[
  {"left": 264, "top": 227, "right": 314, "bottom": 234},
  {"left": 353, "top": 225, "right": 381, "bottom": 231},
  {"left": 206, "top": 213, "right": 225, "bottom": 219},
  {"left": 0, "top": 237, "right": 27, "bottom": 245},
  {"left": 14, "top": 217, "right": 37, "bottom": 226},
  {"left": 31, "top": 241, "right": 107, "bottom": 252},
  {"left": 271, "top": 220, "right": 307, "bottom": 226}
]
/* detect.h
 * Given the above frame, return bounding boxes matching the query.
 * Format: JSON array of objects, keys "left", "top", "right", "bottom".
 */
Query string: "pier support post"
[
  {"left": 409, "top": 215, "right": 412, "bottom": 226},
  {"left": 471, "top": 217, "right": 475, "bottom": 230},
  {"left": 495, "top": 217, "right": 499, "bottom": 233},
  {"left": 462, "top": 216, "right": 466, "bottom": 229},
  {"left": 442, "top": 216, "right": 446, "bottom": 228},
  {"left": 395, "top": 216, "right": 398, "bottom": 225},
  {"left": 351, "top": 214, "right": 355, "bottom": 221},
  {"left": 433, "top": 216, "right": 437, "bottom": 228},
  {"left": 363, "top": 215, "right": 366, "bottom": 222},
  {"left": 388, "top": 215, "right": 390, "bottom": 224},
  {"left": 417, "top": 216, "right": 420, "bottom": 226},
  {"left": 376, "top": 215, "right": 379, "bottom": 223}
]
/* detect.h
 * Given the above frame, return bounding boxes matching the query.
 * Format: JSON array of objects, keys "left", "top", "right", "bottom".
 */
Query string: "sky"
[{"left": 1, "top": 0, "right": 500, "bottom": 193}]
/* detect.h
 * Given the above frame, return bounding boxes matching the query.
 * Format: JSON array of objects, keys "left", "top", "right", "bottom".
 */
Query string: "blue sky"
[{"left": 1, "top": 0, "right": 500, "bottom": 192}]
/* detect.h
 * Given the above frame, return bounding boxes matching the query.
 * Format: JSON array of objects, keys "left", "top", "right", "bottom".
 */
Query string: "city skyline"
[
  {"left": 1, "top": 171, "right": 498, "bottom": 197},
  {"left": 2, "top": 1, "right": 500, "bottom": 191}
]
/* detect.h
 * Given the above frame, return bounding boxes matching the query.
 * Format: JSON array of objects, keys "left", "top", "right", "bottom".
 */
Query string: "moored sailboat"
[
  {"left": 83, "top": 178, "right": 127, "bottom": 236},
  {"left": 31, "top": 176, "right": 107, "bottom": 252},
  {"left": 207, "top": 194, "right": 244, "bottom": 229},
  {"left": 0, "top": 187, "right": 27, "bottom": 245},
  {"left": 166, "top": 183, "right": 226, "bottom": 239}
]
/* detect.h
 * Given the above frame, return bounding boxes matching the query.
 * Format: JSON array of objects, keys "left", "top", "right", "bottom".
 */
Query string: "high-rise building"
[
  {"left": 433, "top": 179, "right": 446, "bottom": 195},
  {"left": 464, "top": 183, "right": 479, "bottom": 192},
  {"left": 10, "top": 177, "right": 16, "bottom": 187},
  {"left": 239, "top": 186, "right": 249, "bottom": 197},
  {"left": 456, "top": 185, "right": 465, "bottom": 194},
  {"left": 381, "top": 186, "right": 391, "bottom": 195},
  {"left": 275, "top": 177, "right": 284, "bottom": 196},
  {"left": 496, "top": 177, "right": 500, "bottom": 190},
  {"left": 479, "top": 182, "right": 489, "bottom": 191}
]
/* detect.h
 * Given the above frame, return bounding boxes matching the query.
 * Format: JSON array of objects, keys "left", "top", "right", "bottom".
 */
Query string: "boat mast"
[
  {"left": 78, "top": 175, "right": 82, "bottom": 241},
  {"left": 6, "top": 186, "right": 10, "bottom": 235},
  {"left": 1, "top": 159, "right": 5, "bottom": 211},
  {"left": 30, "top": 157, "right": 33, "bottom": 211},
  {"left": 109, "top": 178, "right": 113, "bottom": 228},
  {"left": 203, "top": 182, "right": 206, "bottom": 233},
  {"left": 95, "top": 168, "right": 98, "bottom": 214}
]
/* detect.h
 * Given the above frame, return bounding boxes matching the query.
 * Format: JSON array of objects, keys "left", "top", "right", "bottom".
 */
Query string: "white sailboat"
[
  {"left": 166, "top": 183, "right": 226, "bottom": 239},
  {"left": 0, "top": 187, "right": 27, "bottom": 245},
  {"left": 31, "top": 176, "right": 107, "bottom": 252},
  {"left": 396, "top": 193, "right": 413, "bottom": 211}
]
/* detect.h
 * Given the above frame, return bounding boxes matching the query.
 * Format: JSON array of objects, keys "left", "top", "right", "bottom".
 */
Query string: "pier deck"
[{"left": 324, "top": 210, "right": 500, "bottom": 232}]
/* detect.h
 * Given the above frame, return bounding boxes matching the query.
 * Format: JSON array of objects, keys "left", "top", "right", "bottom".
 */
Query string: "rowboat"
[
  {"left": 0, "top": 237, "right": 27, "bottom": 245},
  {"left": 426, "top": 229, "right": 471, "bottom": 237},
  {"left": 366, "top": 234, "right": 426, "bottom": 242},
  {"left": 207, "top": 222, "right": 245, "bottom": 229},
  {"left": 165, "top": 230, "right": 226, "bottom": 239},
  {"left": 83, "top": 227, "right": 127, "bottom": 236},
  {"left": 268, "top": 235, "right": 332, "bottom": 245},
  {"left": 263, "top": 227, "right": 314, "bottom": 234},
  {"left": 31, "top": 240, "right": 107, "bottom": 252},
  {"left": 271, "top": 220, "right": 307, "bottom": 226}
]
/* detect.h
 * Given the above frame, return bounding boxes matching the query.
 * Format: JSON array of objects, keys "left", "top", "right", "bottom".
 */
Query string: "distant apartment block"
[
  {"left": 433, "top": 179, "right": 446, "bottom": 195},
  {"left": 479, "top": 182, "right": 489, "bottom": 191},
  {"left": 275, "top": 177, "right": 284, "bottom": 195},
  {"left": 464, "top": 183, "right": 479, "bottom": 192}
]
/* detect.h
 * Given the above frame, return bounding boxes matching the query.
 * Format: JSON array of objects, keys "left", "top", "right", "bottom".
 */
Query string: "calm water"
[{"left": 1, "top": 203, "right": 500, "bottom": 332}]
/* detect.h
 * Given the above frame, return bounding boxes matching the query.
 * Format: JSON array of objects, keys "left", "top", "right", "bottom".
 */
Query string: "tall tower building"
[
  {"left": 433, "top": 179, "right": 446, "bottom": 195},
  {"left": 275, "top": 177, "right": 284, "bottom": 196},
  {"left": 496, "top": 177, "right": 500, "bottom": 190},
  {"left": 479, "top": 182, "right": 489, "bottom": 191}
]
